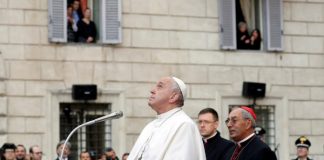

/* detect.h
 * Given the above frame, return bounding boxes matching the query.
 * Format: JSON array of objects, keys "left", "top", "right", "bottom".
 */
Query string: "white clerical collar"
[
  {"left": 203, "top": 132, "right": 217, "bottom": 142},
  {"left": 238, "top": 133, "right": 255, "bottom": 145},
  {"left": 154, "top": 107, "right": 181, "bottom": 127}
]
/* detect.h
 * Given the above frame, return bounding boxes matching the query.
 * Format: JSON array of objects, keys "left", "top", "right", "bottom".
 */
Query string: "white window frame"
[
  {"left": 48, "top": 0, "right": 122, "bottom": 44},
  {"left": 219, "top": 0, "right": 283, "bottom": 51}
]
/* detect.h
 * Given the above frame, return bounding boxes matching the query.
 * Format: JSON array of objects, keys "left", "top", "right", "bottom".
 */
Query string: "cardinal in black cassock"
[{"left": 223, "top": 106, "right": 277, "bottom": 160}]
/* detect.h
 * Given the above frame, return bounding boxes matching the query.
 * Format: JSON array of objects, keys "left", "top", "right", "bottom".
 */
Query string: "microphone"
[
  {"left": 59, "top": 111, "right": 123, "bottom": 160},
  {"left": 84, "top": 111, "right": 123, "bottom": 125}
]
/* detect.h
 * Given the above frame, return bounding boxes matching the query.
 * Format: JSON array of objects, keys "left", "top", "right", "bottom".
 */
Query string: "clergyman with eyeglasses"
[
  {"left": 198, "top": 108, "right": 234, "bottom": 160},
  {"left": 223, "top": 106, "right": 277, "bottom": 160}
]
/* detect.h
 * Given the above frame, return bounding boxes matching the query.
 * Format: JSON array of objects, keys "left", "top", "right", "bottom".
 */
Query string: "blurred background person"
[
  {"left": 80, "top": 151, "right": 91, "bottom": 160},
  {"left": 15, "top": 144, "right": 27, "bottom": 160},
  {"left": 29, "top": 145, "right": 42, "bottom": 160},
  {"left": 104, "top": 147, "right": 119, "bottom": 160},
  {"left": 249, "top": 29, "right": 262, "bottom": 50},
  {"left": 77, "top": 8, "right": 97, "bottom": 43},
  {"left": 55, "top": 140, "right": 73, "bottom": 160},
  {"left": 67, "top": 4, "right": 78, "bottom": 42},
  {"left": 293, "top": 136, "right": 313, "bottom": 160},
  {"left": 255, "top": 126, "right": 266, "bottom": 142},
  {"left": 121, "top": 153, "right": 129, "bottom": 160},
  {"left": 237, "top": 21, "right": 250, "bottom": 50},
  {"left": 1, "top": 143, "right": 17, "bottom": 160}
]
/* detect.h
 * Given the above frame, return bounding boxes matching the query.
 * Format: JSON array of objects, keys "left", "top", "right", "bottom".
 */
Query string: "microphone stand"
[{"left": 59, "top": 111, "right": 123, "bottom": 160}]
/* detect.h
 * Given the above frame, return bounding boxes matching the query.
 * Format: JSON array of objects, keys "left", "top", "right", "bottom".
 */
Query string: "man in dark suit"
[
  {"left": 198, "top": 108, "right": 234, "bottom": 160},
  {"left": 55, "top": 140, "right": 73, "bottom": 160},
  {"left": 292, "top": 136, "right": 313, "bottom": 160},
  {"left": 223, "top": 106, "right": 277, "bottom": 160}
]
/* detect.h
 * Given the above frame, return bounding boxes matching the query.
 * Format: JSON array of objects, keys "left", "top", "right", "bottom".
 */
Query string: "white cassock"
[{"left": 128, "top": 107, "right": 206, "bottom": 160}]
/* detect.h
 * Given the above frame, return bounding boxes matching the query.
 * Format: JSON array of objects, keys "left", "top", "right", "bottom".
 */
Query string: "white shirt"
[
  {"left": 238, "top": 133, "right": 255, "bottom": 146},
  {"left": 128, "top": 107, "right": 206, "bottom": 160}
]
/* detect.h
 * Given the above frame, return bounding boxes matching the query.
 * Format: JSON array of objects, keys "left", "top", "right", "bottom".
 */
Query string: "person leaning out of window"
[
  {"left": 237, "top": 21, "right": 250, "bottom": 50},
  {"left": 249, "top": 29, "right": 262, "bottom": 50},
  {"left": 77, "top": 8, "right": 97, "bottom": 43}
]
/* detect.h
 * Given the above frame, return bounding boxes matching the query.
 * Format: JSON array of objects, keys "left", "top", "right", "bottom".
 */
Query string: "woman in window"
[
  {"left": 250, "top": 29, "right": 262, "bottom": 50},
  {"left": 77, "top": 8, "right": 97, "bottom": 43}
]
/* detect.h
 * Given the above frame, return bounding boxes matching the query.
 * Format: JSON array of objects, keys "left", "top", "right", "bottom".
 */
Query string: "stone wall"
[{"left": 0, "top": 0, "right": 323, "bottom": 159}]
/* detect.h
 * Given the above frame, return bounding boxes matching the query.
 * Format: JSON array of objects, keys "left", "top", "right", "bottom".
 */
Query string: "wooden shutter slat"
[
  {"left": 102, "top": 0, "right": 122, "bottom": 44},
  {"left": 219, "top": 0, "right": 236, "bottom": 50},
  {"left": 48, "top": 0, "right": 67, "bottom": 42},
  {"left": 266, "top": 0, "right": 283, "bottom": 51}
]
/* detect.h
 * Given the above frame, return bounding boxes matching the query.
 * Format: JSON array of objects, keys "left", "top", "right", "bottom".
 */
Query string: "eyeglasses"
[
  {"left": 197, "top": 120, "right": 216, "bottom": 125},
  {"left": 225, "top": 118, "right": 246, "bottom": 125},
  {"left": 4, "top": 150, "right": 15, "bottom": 153}
]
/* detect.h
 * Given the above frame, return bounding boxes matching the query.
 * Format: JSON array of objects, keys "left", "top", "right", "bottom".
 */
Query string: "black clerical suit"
[
  {"left": 223, "top": 135, "right": 277, "bottom": 160},
  {"left": 292, "top": 158, "right": 313, "bottom": 160},
  {"left": 203, "top": 131, "right": 234, "bottom": 160}
]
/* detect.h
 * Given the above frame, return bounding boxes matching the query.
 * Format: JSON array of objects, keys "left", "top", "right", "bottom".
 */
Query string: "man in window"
[
  {"left": 236, "top": 22, "right": 250, "bottom": 50},
  {"left": 198, "top": 108, "right": 234, "bottom": 160},
  {"left": 127, "top": 77, "right": 206, "bottom": 160},
  {"left": 72, "top": 0, "right": 82, "bottom": 23},
  {"left": 223, "top": 106, "right": 277, "bottom": 160},
  {"left": 67, "top": 5, "right": 78, "bottom": 42},
  {"left": 292, "top": 136, "right": 313, "bottom": 160}
]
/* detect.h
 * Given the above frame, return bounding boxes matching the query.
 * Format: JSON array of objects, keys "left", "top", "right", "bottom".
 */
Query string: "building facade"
[{"left": 0, "top": 0, "right": 324, "bottom": 159}]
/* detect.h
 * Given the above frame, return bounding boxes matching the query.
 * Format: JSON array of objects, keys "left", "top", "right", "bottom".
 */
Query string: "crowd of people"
[
  {"left": 1, "top": 76, "right": 314, "bottom": 160},
  {"left": 0, "top": 141, "right": 129, "bottom": 160},
  {"left": 0, "top": 144, "right": 42, "bottom": 160},
  {"left": 67, "top": 0, "right": 97, "bottom": 43},
  {"left": 237, "top": 21, "right": 262, "bottom": 50}
]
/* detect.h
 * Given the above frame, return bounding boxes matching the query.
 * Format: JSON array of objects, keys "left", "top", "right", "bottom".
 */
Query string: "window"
[
  {"left": 219, "top": 0, "right": 283, "bottom": 51},
  {"left": 60, "top": 103, "right": 112, "bottom": 160},
  {"left": 229, "top": 105, "right": 277, "bottom": 151},
  {"left": 48, "top": 0, "right": 122, "bottom": 44}
]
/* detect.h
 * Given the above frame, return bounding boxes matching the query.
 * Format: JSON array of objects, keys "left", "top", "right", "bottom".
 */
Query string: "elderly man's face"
[
  {"left": 148, "top": 77, "right": 175, "bottom": 110},
  {"left": 297, "top": 147, "right": 309, "bottom": 158},
  {"left": 226, "top": 108, "right": 250, "bottom": 142}
]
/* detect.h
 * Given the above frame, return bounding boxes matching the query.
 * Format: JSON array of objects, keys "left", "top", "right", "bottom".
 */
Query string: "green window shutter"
[
  {"left": 219, "top": 0, "right": 236, "bottom": 50},
  {"left": 48, "top": 0, "right": 67, "bottom": 42},
  {"left": 101, "top": 0, "right": 122, "bottom": 44},
  {"left": 265, "top": 0, "right": 283, "bottom": 51}
]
